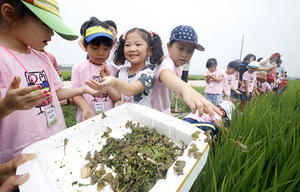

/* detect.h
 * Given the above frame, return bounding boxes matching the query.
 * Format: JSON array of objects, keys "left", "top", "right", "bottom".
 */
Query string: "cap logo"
[
  {"left": 23, "top": 0, "right": 60, "bottom": 18},
  {"left": 83, "top": 26, "right": 113, "bottom": 41}
]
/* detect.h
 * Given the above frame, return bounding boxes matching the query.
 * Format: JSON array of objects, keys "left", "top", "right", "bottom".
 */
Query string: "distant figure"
[
  {"left": 239, "top": 61, "right": 259, "bottom": 112},
  {"left": 222, "top": 61, "right": 240, "bottom": 101},
  {"left": 181, "top": 62, "right": 190, "bottom": 83},
  {"left": 275, "top": 59, "right": 286, "bottom": 79},
  {"left": 259, "top": 53, "right": 281, "bottom": 75},
  {"left": 204, "top": 58, "right": 225, "bottom": 106}
]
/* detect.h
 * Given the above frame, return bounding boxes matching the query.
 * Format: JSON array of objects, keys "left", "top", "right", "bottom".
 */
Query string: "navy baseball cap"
[{"left": 169, "top": 25, "right": 205, "bottom": 51}]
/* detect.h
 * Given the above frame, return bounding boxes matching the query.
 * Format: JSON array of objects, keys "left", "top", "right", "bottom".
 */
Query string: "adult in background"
[
  {"left": 275, "top": 59, "right": 286, "bottom": 79},
  {"left": 236, "top": 54, "right": 256, "bottom": 89},
  {"left": 259, "top": 53, "right": 281, "bottom": 75}
]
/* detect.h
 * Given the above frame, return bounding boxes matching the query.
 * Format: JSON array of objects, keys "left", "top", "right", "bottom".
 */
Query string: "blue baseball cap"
[{"left": 169, "top": 25, "right": 205, "bottom": 51}]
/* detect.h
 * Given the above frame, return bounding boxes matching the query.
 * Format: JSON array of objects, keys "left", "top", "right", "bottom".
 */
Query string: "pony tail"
[
  {"left": 149, "top": 34, "right": 164, "bottom": 65},
  {"left": 114, "top": 35, "right": 126, "bottom": 66}
]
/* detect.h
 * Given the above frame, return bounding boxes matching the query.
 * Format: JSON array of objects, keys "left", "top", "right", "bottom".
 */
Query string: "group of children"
[
  {"left": 0, "top": 0, "right": 220, "bottom": 170},
  {"left": 202, "top": 52, "right": 286, "bottom": 114}
]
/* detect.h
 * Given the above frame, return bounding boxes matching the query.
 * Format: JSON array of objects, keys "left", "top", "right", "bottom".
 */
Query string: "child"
[
  {"left": 0, "top": 0, "right": 100, "bottom": 164},
  {"left": 85, "top": 28, "right": 164, "bottom": 108},
  {"left": 183, "top": 101, "right": 236, "bottom": 135},
  {"left": 222, "top": 61, "right": 240, "bottom": 101},
  {"left": 204, "top": 58, "right": 225, "bottom": 106},
  {"left": 256, "top": 72, "right": 272, "bottom": 96},
  {"left": 150, "top": 25, "right": 221, "bottom": 118},
  {"left": 239, "top": 61, "right": 259, "bottom": 112},
  {"left": 71, "top": 18, "right": 119, "bottom": 123}
]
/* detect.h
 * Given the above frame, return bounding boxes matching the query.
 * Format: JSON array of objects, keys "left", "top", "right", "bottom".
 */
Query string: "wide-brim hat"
[
  {"left": 21, "top": 0, "right": 78, "bottom": 41},
  {"left": 169, "top": 25, "right": 205, "bottom": 51},
  {"left": 218, "top": 101, "right": 235, "bottom": 120}
]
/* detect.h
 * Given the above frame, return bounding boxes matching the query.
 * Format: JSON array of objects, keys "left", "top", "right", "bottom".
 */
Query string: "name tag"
[
  {"left": 95, "top": 102, "right": 105, "bottom": 114},
  {"left": 46, "top": 107, "right": 57, "bottom": 127}
]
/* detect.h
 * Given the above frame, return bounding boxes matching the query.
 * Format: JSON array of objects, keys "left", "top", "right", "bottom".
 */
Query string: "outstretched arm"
[
  {"left": 159, "top": 69, "right": 222, "bottom": 118},
  {"left": 55, "top": 86, "right": 102, "bottom": 101},
  {"left": 85, "top": 76, "right": 145, "bottom": 97}
]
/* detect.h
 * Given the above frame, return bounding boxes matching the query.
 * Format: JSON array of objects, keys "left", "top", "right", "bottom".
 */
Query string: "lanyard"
[
  {"left": 0, "top": 44, "right": 52, "bottom": 94},
  {"left": 122, "top": 66, "right": 144, "bottom": 102}
]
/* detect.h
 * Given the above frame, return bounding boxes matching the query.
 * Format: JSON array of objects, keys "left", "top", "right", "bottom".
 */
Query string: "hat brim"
[
  {"left": 172, "top": 38, "right": 205, "bottom": 51},
  {"left": 21, "top": 1, "right": 78, "bottom": 41},
  {"left": 248, "top": 66, "right": 259, "bottom": 69},
  {"left": 85, "top": 33, "right": 114, "bottom": 42}
]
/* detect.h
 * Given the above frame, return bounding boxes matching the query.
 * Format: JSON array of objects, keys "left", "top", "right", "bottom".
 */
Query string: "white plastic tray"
[{"left": 17, "top": 103, "right": 209, "bottom": 192}]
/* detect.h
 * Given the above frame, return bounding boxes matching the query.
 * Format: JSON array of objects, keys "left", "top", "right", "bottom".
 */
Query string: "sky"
[{"left": 46, "top": 0, "right": 300, "bottom": 78}]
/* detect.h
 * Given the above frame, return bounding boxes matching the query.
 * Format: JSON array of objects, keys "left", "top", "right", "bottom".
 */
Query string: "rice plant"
[{"left": 190, "top": 80, "right": 300, "bottom": 192}]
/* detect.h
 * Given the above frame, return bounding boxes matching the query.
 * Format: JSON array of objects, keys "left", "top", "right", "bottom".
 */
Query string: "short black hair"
[
  {"left": 103, "top": 20, "right": 117, "bottom": 31},
  {"left": 80, "top": 17, "right": 113, "bottom": 48},
  {"left": 227, "top": 61, "right": 239, "bottom": 70},
  {"left": 206, "top": 58, "right": 217, "bottom": 68},
  {"left": 257, "top": 57, "right": 263, "bottom": 62},
  {"left": 243, "top": 54, "right": 256, "bottom": 62}
]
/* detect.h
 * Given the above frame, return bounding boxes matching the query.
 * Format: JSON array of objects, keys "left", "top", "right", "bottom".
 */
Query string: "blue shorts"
[
  {"left": 230, "top": 90, "right": 239, "bottom": 99},
  {"left": 240, "top": 91, "right": 252, "bottom": 101},
  {"left": 183, "top": 118, "right": 219, "bottom": 135},
  {"left": 205, "top": 93, "right": 222, "bottom": 106}
]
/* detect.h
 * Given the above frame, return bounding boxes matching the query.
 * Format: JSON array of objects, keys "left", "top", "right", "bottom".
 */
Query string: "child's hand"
[
  {"left": 181, "top": 87, "right": 222, "bottom": 119},
  {"left": 1, "top": 76, "right": 50, "bottom": 115},
  {"left": 85, "top": 76, "right": 116, "bottom": 94},
  {"left": 81, "top": 108, "right": 95, "bottom": 122},
  {"left": 236, "top": 90, "right": 241, "bottom": 95},
  {"left": 0, "top": 153, "right": 35, "bottom": 188},
  {"left": 246, "top": 91, "right": 250, "bottom": 98},
  {"left": 114, "top": 100, "right": 125, "bottom": 107},
  {"left": 82, "top": 86, "right": 103, "bottom": 97},
  {"left": 100, "top": 63, "right": 111, "bottom": 78}
]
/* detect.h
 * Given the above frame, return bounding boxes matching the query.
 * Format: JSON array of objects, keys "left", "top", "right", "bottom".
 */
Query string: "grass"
[
  {"left": 61, "top": 70, "right": 71, "bottom": 81},
  {"left": 190, "top": 80, "right": 300, "bottom": 192},
  {"left": 61, "top": 73, "right": 300, "bottom": 191}
]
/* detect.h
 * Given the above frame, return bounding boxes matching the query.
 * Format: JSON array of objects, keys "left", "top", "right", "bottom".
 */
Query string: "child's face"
[
  {"left": 13, "top": 18, "right": 54, "bottom": 52},
  {"left": 248, "top": 67, "right": 256, "bottom": 73},
  {"left": 86, "top": 43, "right": 111, "bottom": 65},
  {"left": 108, "top": 25, "right": 118, "bottom": 41},
  {"left": 217, "top": 106, "right": 226, "bottom": 118},
  {"left": 167, "top": 41, "right": 195, "bottom": 67},
  {"left": 207, "top": 66, "right": 217, "bottom": 73},
  {"left": 124, "top": 32, "right": 151, "bottom": 66},
  {"left": 227, "top": 67, "right": 237, "bottom": 75}
]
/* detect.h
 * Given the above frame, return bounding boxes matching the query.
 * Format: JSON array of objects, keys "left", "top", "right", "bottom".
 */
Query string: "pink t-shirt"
[
  {"left": 0, "top": 46, "right": 66, "bottom": 164},
  {"left": 151, "top": 55, "right": 182, "bottom": 114},
  {"left": 71, "top": 60, "right": 118, "bottom": 123},
  {"left": 239, "top": 71, "right": 256, "bottom": 92},
  {"left": 222, "top": 73, "right": 233, "bottom": 97},
  {"left": 205, "top": 69, "right": 225, "bottom": 94},
  {"left": 184, "top": 110, "right": 222, "bottom": 123},
  {"left": 257, "top": 81, "right": 271, "bottom": 93},
  {"left": 231, "top": 71, "right": 239, "bottom": 90}
]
